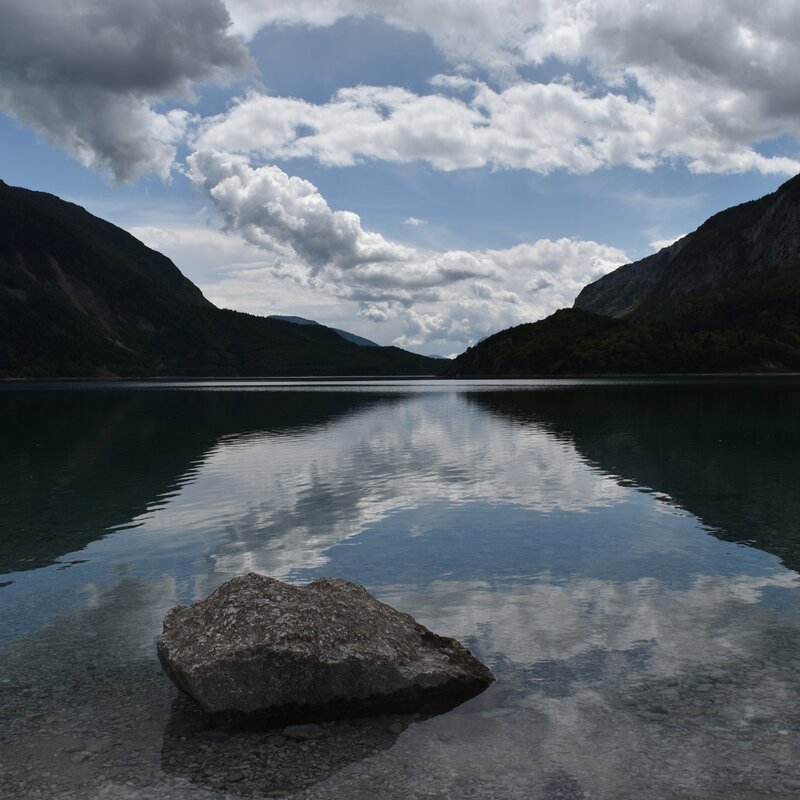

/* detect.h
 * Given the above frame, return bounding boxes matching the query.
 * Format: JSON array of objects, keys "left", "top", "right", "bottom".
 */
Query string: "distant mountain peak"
[{"left": 268, "top": 315, "right": 379, "bottom": 347}]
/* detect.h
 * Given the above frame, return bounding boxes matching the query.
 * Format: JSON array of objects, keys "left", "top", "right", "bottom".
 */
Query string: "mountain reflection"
[
  {"left": 4, "top": 380, "right": 798, "bottom": 583},
  {"left": 469, "top": 380, "right": 800, "bottom": 574},
  {"left": 0, "top": 387, "right": 384, "bottom": 574}
]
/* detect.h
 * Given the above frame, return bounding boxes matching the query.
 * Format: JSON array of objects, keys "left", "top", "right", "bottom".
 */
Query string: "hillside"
[
  {"left": 448, "top": 175, "right": 800, "bottom": 376},
  {"left": 575, "top": 173, "right": 800, "bottom": 320},
  {"left": 0, "top": 180, "right": 442, "bottom": 377}
]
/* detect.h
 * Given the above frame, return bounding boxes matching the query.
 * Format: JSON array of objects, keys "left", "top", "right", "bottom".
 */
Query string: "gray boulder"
[{"left": 157, "top": 573, "right": 494, "bottom": 728}]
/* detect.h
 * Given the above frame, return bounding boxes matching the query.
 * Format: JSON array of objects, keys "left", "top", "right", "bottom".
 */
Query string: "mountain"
[
  {"left": 268, "top": 315, "right": 379, "bottom": 347},
  {"left": 0, "top": 180, "right": 442, "bottom": 378},
  {"left": 447, "top": 175, "right": 800, "bottom": 376},
  {"left": 574, "top": 173, "right": 800, "bottom": 320}
]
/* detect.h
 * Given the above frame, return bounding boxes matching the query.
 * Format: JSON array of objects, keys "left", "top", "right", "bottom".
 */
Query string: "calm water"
[{"left": 2, "top": 379, "right": 800, "bottom": 799}]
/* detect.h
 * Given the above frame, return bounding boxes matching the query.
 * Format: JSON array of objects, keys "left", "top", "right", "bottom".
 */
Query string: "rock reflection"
[{"left": 161, "top": 693, "right": 419, "bottom": 797}]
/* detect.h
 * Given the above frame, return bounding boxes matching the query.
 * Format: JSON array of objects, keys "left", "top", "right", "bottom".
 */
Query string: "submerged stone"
[
  {"left": 157, "top": 573, "right": 494, "bottom": 728},
  {"left": 283, "top": 723, "right": 324, "bottom": 740}
]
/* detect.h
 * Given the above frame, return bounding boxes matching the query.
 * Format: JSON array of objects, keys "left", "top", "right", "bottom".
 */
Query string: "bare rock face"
[
  {"left": 157, "top": 573, "right": 494, "bottom": 728},
  {"left": 574, "top": 171, "right": 800, "bottom": 321}
]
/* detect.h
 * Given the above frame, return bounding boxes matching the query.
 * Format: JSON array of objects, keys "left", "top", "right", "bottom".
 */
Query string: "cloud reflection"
[
  {"left": 140, "top": 392, "right": 627, "bottom": 582},
  {"left": 296, "top": 569, "right": 800, "bottom": 799}
]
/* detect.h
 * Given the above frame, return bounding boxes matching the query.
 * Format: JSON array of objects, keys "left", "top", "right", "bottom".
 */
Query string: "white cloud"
[
  {"left": 186, "top": 150, "right": 627, "bottom": 353},
  {"left": 0, "top": 0, "right": 250, "bottom": 181},
  {"left": 4, "top": 0, "right": 800, "bottom": 180},
  {"left": 128, "top": 223, "right": 353, "bottom": 320},
  {"left": 194, "top": 78, "right": 800, "bottom": 178},
  {"left": 224, "top": 0, "right": 533, "bottom": 79},
  {"left": 129, "top": 224, "right": 263, "bottom": 269},
  {"left": 214, "top": 0, "right": 800, "bottom": 177},
  {"left": 404, "top": 217, "right": 427, "bottom": 226},
  {"left": 222, "top": 0, "right": 800, "bottom": 109}
]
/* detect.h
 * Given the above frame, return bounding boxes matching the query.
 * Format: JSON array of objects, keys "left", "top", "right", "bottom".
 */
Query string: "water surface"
[{"left": 2, "top": 379, "right": 800, "bottom": 799}]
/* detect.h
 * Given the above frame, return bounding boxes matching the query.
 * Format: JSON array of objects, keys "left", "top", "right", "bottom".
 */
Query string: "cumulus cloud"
[
  {"left": 522, "top": 1, "right": 800, "bottom": 113},
  {"left": 194, "top": 76, "right": 799, "bottom": 177},
  {"left": 187, "top": 150, "right": 627, "bottom": 352},
  {"left": 5, "top": 0, "right": 800, "bottom": 180},
  {"left": 405, "top": 217, "right": 427, "bottom": 226},
  {"left": 0, "top": 0, "right": 250, "bottom": 181},
  {"left": 215, "top": 0, "right": 800, "bottom": 177},
  {"left": 187, "top": 150, "right": 499, "bottom": 288},
  {"left": 222, "top": 0, "right": 800, "bottom": 106}
]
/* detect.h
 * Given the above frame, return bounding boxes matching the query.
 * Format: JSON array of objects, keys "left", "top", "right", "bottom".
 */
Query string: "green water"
[{"left": 1, "top": 378, "right": 800, "bottom": 799}]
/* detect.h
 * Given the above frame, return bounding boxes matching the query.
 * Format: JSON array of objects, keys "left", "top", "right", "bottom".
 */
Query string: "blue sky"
[{"left": 1, "top": 2, "right": 797, "bottom": 356}]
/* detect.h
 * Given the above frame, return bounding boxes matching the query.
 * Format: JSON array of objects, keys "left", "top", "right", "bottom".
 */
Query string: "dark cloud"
[{"left": 0, "top": 0, "right": 251, "bottom": 181}]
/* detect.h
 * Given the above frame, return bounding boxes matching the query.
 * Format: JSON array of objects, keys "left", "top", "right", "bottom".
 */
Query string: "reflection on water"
[
  {"left": 471, "top": 381, "right": 800, "bottom": 572},
  {"left": 2, "top": 379, "right": 800, "bottom": 799},
  {"left": 0, "top": 389, "right": 381, "bottom": 574}
]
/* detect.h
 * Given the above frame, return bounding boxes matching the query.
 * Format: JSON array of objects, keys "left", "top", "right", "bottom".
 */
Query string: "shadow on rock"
[{"left": 161, "top": 693, "right": 424, "bottom": 796}]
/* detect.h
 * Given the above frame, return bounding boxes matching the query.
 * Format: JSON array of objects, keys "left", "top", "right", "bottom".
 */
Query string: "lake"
[{"left": 2, "top": 378, "right": 800, "bottom": 799}]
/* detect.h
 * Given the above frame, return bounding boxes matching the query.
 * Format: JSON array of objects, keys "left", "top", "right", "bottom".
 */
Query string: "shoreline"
[{"left": 2, "top": 371, "right": 800, "bottom": 384}]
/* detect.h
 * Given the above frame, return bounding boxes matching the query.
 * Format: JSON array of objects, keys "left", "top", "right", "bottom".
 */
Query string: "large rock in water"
[{"left": 157, "top": 573, "right": 494, "bottom": 728}]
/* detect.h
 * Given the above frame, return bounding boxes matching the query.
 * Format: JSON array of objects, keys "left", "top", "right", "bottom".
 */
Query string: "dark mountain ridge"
[
  {"left": 575, "top": 173, "right": 800, "bottom": 320},
  {"left": 448, "top": 174, "right": 800, "bottom": 376},
  {"left": 0, "top": 180, "right": 441, "bottom": 377}
]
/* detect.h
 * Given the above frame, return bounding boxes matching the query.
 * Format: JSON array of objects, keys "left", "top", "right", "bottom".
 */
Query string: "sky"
[{"left": 1, "top": 1, "right": 799, "bottom": 357}]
